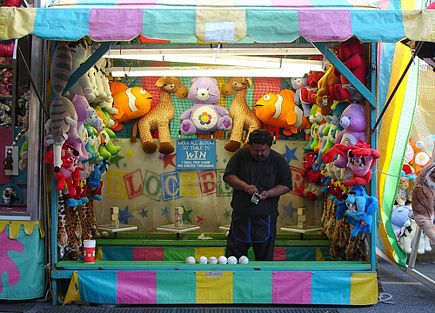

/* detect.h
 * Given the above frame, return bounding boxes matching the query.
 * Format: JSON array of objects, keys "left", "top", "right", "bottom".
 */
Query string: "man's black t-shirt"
[{"left": 223, "top": 147, "right": 293, "bottom": 218}]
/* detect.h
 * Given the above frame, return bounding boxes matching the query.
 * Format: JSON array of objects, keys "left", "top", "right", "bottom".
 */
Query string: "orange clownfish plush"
[
  {"left": 110, "top": 82, "right": 153, "bottom": 131},
  {"left": 254, "top": 89, "right": 310, "bottom": 136}
]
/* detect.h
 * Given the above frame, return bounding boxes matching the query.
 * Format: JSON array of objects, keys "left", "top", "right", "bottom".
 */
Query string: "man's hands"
[
  {"left": 224, "top": 175, "right": 289, "bottom": 199},
  {"left": 244, "top": 184, "right": 258, "bottom": 195}
]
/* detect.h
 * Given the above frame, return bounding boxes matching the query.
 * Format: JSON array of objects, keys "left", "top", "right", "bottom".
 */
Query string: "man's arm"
[
  {"left": 260, "top": 184, "right": 290, "bottom": 200},
  {"left": 224, "top": 174, "right": 258, "bottom": 195}
]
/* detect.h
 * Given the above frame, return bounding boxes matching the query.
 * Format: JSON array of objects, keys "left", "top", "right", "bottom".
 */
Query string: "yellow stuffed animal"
[
  {"left": 133, "top": 77, "right": 188, "bottom": 154},
  {"left": 315, "top": 65, "right": 341, "bottom": 115},
  {"left": 221, "top": 77, "right": 262, "bottom": 152}
]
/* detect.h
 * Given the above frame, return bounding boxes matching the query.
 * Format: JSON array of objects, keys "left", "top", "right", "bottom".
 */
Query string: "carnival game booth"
[{"left": 1, "top": 0, "right": 434, "bottom": 306}]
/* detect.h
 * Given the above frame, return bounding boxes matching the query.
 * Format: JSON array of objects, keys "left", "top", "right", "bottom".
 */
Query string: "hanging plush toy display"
[
  {"left": 68, "top": 41, "right": 96, "bottom": 102},
  {"left": 300, "top": 70, "right": 324, "bottom": 109},
  {"left": 332, "top": 37, "right": 367, "bottom": 101},
  {"left": 133, "top": 76, "right": 188, "bottom": 154},
  {"left": 254, "top": 89, "right": 310, "bottom": 136},
  {"left": 335, "top": 102, "right": 367, "bottom": 146},
  {"left": 180, "top": 77, "right": 232, "bottom": 135},
  {"left": 221, "top": 77, "right": 262, "bottom": 152},
  {"left": 289, "top": 76, "right": 307, "bottom": 115},
  {"left": 336, "top": 185, "right": 378, "bottom": 237},
  {"left": 45, "top": 42, "right": 81, "bottom": 172},
  {"left": 322, "top": 140, "right": 380, "bottom": 187},
  {"left": 314, "top": 65, "right": 341, "bottom": 115}
]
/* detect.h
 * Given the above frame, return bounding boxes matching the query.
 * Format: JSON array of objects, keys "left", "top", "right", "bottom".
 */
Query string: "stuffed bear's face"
[
  {"left": 195, "top": 87, "right": 212, "bottom": 102},
  {"left": 290, "top": 77, "right": 306, "bottom": 89},
  {"left": 339, "top": 103, "right": 366, "bottom": 131},
  {"left": 188, "top": 77, "right": 220, "bottom": 104}
]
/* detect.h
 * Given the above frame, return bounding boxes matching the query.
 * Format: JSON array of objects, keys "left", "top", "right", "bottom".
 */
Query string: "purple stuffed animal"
[
  {"left": 335, "top": 102, "right": 367, "bottom": 146},
  {"left": 180, "top": 77, "right": 232, "bottom": 135},
  {"left": 330, "top": 102, "right": 366, "bottom": 168}
]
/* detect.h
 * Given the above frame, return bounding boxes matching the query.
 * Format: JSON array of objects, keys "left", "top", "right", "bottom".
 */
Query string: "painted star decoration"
[
  {"left": 182, "top": 206, "right": 193, "bottom": 223},
  {"left": 119, "top": 206, "right": 135, "bottom": 224},
  {"left": 196, "top": 214, "right": 205, "bottom": 225},
  {"left": 159, "top": 153, "right": 176, "bottom": 169},
  {"left": 161, "top": 207, "right": 169, "bottom": 218},
  {"left": 139, "top": 208, "right": 148, "bottom": 218},
  {"left": 283, "top": 201, "right": 297, "bottom": 218},
  {"left": 283, "top": 145, "right": 298, "bottom": 163}
]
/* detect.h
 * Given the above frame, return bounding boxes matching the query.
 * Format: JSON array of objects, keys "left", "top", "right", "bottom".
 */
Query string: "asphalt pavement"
[{"left": 1, "top": 256, "right": 434, "bottom": 313}]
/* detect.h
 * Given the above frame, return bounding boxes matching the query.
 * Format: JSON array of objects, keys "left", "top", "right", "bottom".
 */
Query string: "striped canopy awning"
[{"left": 0, "top": 0, "right": 434, "bottom": 43}]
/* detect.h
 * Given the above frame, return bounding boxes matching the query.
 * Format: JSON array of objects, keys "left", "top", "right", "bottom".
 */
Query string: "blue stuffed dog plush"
[{"left": 338, "top": 185, "right": 378, "bottom": 237}]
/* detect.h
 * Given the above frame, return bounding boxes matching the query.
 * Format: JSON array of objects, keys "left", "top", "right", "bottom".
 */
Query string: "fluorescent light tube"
[
  {"left": 110, "top": 62, "right": 323, "bottom": 78},
  {"left": 104, "top": 47, "right": 321, "bottom": 58}
]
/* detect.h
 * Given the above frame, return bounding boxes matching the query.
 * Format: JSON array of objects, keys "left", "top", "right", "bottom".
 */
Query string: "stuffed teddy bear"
[
  {"left": 322, "top": 102, "right": 367, "bottom": 168},
  {"left": 391, "top": 204, "right": 412, "bottom": 240},
  {"left": 221, "top": 77, "right": 262, "bottom": 152},
  {"left": 180, "top": 77, "right": 232, "bottom": 135},
  {"left": 335, "top": 102, "right": 367, "bottom": 146},
  {"left": 333, "top": 37, "right": 367, "bottom": 101},
  {"left": 134, "top": 77, "right": 188, "bottom": 154}
]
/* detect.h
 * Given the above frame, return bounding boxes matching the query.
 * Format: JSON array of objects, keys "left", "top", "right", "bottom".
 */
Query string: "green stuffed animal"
[{"left": 98, "top": 128, "right": 121, "bottom": 160}]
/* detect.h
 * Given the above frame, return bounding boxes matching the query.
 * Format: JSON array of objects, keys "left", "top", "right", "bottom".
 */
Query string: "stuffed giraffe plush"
[
  {"left": 134, "top": 77, "right": 188, "bottom": 154},
  {"left": 221, "top": 77, "right": 262, "bottom": 152}
]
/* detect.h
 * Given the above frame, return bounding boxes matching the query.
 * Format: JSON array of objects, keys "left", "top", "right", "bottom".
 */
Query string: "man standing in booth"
[{"left": 223, "top": 129, "right": 292, "bottom": 261}]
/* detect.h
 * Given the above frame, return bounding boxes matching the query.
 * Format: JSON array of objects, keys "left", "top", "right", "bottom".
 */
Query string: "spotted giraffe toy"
[
  {"left": 221, "top": 77, "right": 262, "bottom": 152},
  {"left": 133, "top": 77, "right": 188, "bottom": 154}
]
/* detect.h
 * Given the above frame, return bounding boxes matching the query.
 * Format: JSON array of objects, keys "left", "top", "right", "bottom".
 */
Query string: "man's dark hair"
[{"left": 248, "top": 129, "right": 273, "bottom": 146}]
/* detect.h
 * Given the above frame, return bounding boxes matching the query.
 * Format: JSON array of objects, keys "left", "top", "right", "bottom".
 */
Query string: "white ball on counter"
[
  {"left": 218, "top": 256, "right": 228, "bottom": 264},
  {"left": 185, "top": 256, "right": 196, "bottom": 264},
  {"left": 208, "top": 256, "right": 218, "bottom": 264},
  {"left": 238, "top": 255, "right": 249, "bottom": 264},
  {"left": 199, "top": 256, "right": 208, "bottom": 264},
  {"left": 227, "top": 256, "right": 238, "bottom": 264}
]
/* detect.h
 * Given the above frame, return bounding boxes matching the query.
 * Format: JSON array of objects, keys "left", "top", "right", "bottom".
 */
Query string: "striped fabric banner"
[
  {"left": 0, "top": 7, "right": 433, "bottom": 42},
  {"left": 376, "top": 0, "right": 421, "bottom": 269},
  {"left": 75, "top": 269, "right": 378, "bottom": 304}
]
